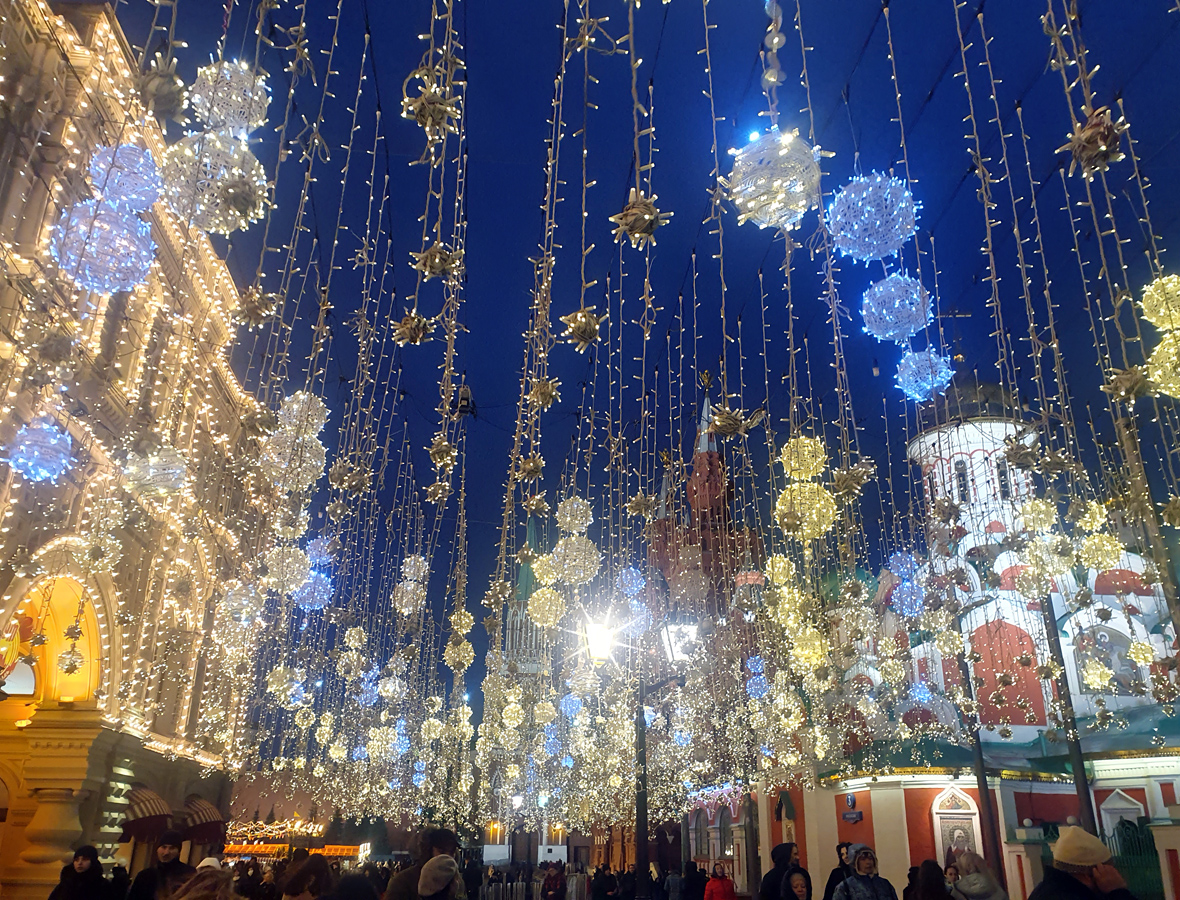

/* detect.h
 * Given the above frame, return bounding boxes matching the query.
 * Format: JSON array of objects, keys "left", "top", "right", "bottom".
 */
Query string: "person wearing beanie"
[
  {"left": 197, "top": 859, "right": 222, "bottom": 871},
  {"left": 383, "top": 827, "right": 460, "bottom": 900},
  {"left": 1028, "top": 826, "right": 1136, "bottom": 900},
  {"left": 49, "top": 845, "right": 111, "bottom": 900},
  {"left": 832, "top": 845, "right": 898, "bottom": 900},
  {"left": 128, "top": 830, "right": 197, "bottom": 900},
  {"left": 761, "top": 844, "right": 798, "bottom": 900},
  {"left": 418, "top": 856, "right": 461, "bottom": 900}
]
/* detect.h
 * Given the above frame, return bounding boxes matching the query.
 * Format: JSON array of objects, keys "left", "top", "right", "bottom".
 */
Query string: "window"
[
  {"left": 955, "top": 460, "right": 971, "bottom": 504},
  {"left": 995, "top": 459, "right": 1011, "bottom": 500},
  {"left": 693, "top": 811, "right": 708, "bottom": 858}
]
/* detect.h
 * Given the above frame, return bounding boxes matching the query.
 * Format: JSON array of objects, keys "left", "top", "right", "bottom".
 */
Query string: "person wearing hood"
[
  {"left": 1028, "top": 827, "right": 1136, "bottom": 900},
  {"left": 761, "top": 845, "right": 796, "bottom": 900},
  {"left": 784, "top": 868, "right": 812, "bottom": 900},
  {"left": 419, "top": 856, "right": 462, "bottom": 900},
  {"left": 774, "top": 847, "right": 811, "bottom": 900},
  {"left": 821, "top": 844, "right": 854, "bottom": 900},
  {"left": 128, "top": 831, "right": 197, "bottom": 900},
  {"left": 949, "top": 853, "right": 1005, "bottom": 900},
  {"left": 49, "top": 846, "right": 110, "bottom": 900},
  {"left": 832, "top": 845, "right": 897, "bottom": 900},
  {"left": 703, "top": 865, "right": 736, "bottom": 900}
]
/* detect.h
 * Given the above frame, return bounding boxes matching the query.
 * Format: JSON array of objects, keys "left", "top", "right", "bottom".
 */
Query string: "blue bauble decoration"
[
  {"left": 561, "top": 755, "right": 575, "bottom": 768},
  {"left": 673, "top": 729, "right": 692, "bottom": 748},
  {"left": 50, "top": 199, "right": 156, "bottom": 295},
  {"left": 8, "top": 416, "right": 71, "bottom": 482},
  {"left": 560, "top": 693, "right": 583, "bottom": 719},
  {"left": 896, "top": 350, "right": 954, "bottom": 401},
  {"left": 89, "top": 145, "right": 163, "bottom": 212},
  {"left": 745, "top": 674, "right": 770, "bottom": 699},
  {"left": 394, "top": 734, "right": 411, "bottom": 756},
  {"left": 888, "top": 551, "right": 918, "bottom": 581},
  {"left": 909, "top": 682, "right": 933, "bottom": 704},
  {"left": 861, "top": 274, "right": 931, "bottom": 343},
  {"left": 622, "top": 598, "right": 652, "bottom": 637},
  {"left": 351, "top": 745, "right": 369, "bottom": 761},
  {"left": 746, "top": 655, "right": 766, "bottom": 674},
  {"left": 616, "top": 566, "right": 646, "bottom": 597},
  {"left": 293, "top": 570, "right": 332, "bottom": 611},
  {"left": 891, "top": 580, "right": 925, "bottom": 617},
  {"left": 827, "top": 173, "right": 918, "bottom": 262}
]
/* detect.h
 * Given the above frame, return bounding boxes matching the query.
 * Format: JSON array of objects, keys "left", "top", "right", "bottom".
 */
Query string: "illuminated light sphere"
[
  {"left": 392, "top": 580, "right": 427, "bottom": 617},
  {"left": 378, "top": 675, "right": 407, "bottom": 702},
  {"left": 532, "top": 554, "right": 559, "bottom": 587},
  {"left": 791, "top": 626, "right": 828, "bottom": 668},
  {"left": 896, "top": 349, "right": 954, "bottom": 401},
  {"left": 279, "top": 391, "right": 330, "bottom": 435},
  {"left": 1147, "top": 332, "right": 1180, "bottom": 398},
  {"left": 746, "top": 674, "right": 770, "bottom": 700},
  {"left": 295, "top": 708, "right": 316, "bottom": 729},
  {"left": 935, "top": 629, "right": 964, "bottom": 656},
  {"left": 746, "top": 655, "right": 766, "bottom": 674},
  {"left": 89, "top": 144, "right": 162, "bottom": 211},
  {"left": 559, "top": 693, "right": 583, "bottom": 719},
  {"left": 725, "top": 127, "right": 822, "bottom": 232},
  {"left": 124, "top": 446, "right": 188, "bottom": 494},
  {"left": 879, "top": 657, "right": 906, "bottom": 684},
  {"left": 616, "top": 566, "right": 646, "bottom": 597},
  {"left": 1079, "top": 532, "right": 1123, "bottom": 571},
  {"left": 1128, "top": 641, "right": 1155, "bottom": 666},
  {"left": 891, "top": 580, "right": 925, "bottom": 617},
  {"left": 305, "top": 535, "right": 337, "bottom": 568},
  {"left": 561, "top": 755, "right": 575, "bottom": 768},
  {"left": 673, "top": 729, "right": 692, "bottom": 748},
  {"left": 1020, "top": 498, "right": 1058, "bottom": 533},
  {"left": 552, "top": 534, "right": 602, "bottom": 585},
  {"left": 344, "top": 626, "right": 366, "bottom": 650},
  {"left": 501, "top": 702, "right": 525, "bottom": 730},
  {"left": 527, "top": 587, "right": 565, "bottom": 628},
  {"left": 354, "top": 679, "right": 380, "bottom": 708},
  {"left": 1015, "top": 567, "right": 1051, "bottom": 598},
  {"left": 264, "top": 545, "right": 311, "bottom": 595},
  {"left": 779, "top": 435, "right": 827, "bottom": 480},
  {"left": 266, "top": 665, "right": 298, "bottom": 696},
  {"left": 7, "top": 416, "right": 71, "bottom": 483},
  {"left": 444, "top": 639, "right": 474, "bottom": 672},
  {"left": 827, "top": 173, "right": 918, "bottom": 262},
  {"left": 533, "top": 700, "right": 557, "bottom": 725},
  {"left": 421, "top": 717, "right": 445, "bottom": 742},
  {"left": 288, "top": 568, "right": 330, "bottom": 610},
  {"left": 909, "top": 682, "right": 933, "bottom": 704},
  {"left": 1026, "top": 535, "right": 1074, "bottom": 577},
  {"left": 1075, "top": 500, "right": 1107, "bottom": 533},
  {"left": 775, "top": 482, "right": 838, "bottom": 541},
  {"left": 260, "top": 429, "right": 326, "bottom": 494},
  {"left": 351, "top": 745, "right": 368, "bottom": 762},
  {"left": 888, "top": 551, "right": 918, "bottom": 580},
  {"left": 162, "top": 130, "right": 268, "bottom": 234},
  {"left": 402, "top": 555, "right": 430, "bottom": 582},
  {"left": 1140, "top": 274, "right": 1180, "bottom": 331},
  {"left": 1082, "top": 658, "right": 1114, "bottom": 690},
  {"left": 221, "top": 581, "right": 265, "bottom": 623},
  {"left": 623, "top": 597, "right": 652, "bottom": 637},
  {"left": 556, "top": 496, "right": 594, "bottom": 533},
  {"left": 861, "top": 274, "right": 931, "bottom": 343},
  {"left": 50, "top": 199, "right": 156, "bottom": 294},
  {"left": 189, "top": 60, "right": 270, "bottom": 134},
  {"left": 57, "top": 646, "right": 84, "bottom": 674},
  {"left": 765, "top": 554, "right": 796, "bottom": 586}
]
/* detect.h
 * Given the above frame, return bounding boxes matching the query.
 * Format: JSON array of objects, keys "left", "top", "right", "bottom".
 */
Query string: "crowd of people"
[{"left": 47, "top": 824, "right": 1140, "bottom": 900}]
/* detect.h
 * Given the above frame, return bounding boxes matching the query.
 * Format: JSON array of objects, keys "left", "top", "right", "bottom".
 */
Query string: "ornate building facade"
[{"left": 0, "top": 1, "right": 270, "bottom": 896}]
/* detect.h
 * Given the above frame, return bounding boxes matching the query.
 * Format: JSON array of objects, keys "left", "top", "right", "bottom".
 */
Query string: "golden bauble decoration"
[
  {"left": 444, "top": 639, "right": 474, "bottom": 672},
  {"left": 533, "top": 700, "right": 557, "bottom": 725},
  {"left": 527, "top": 586, "right": 566, "bottom": 628},
  {"left": 791, "top": 626, "right": 829, "bottom": 668},
  {"left": 779, "top": 435, "right": 827, "bottom": 480},
  {"left": 421, "top": 718, "right": 445, "bottom": 741},
  {"left": 531, "top": 553, "right": 559, "bottom": 586},
  {"left": 775, "top": 482, "right": 838, "bottom": 540},
  {"left": 1020, "top": 498, "right": 1057, "bottom": 532},
  {"left": 1082, "top": 658, "right": 1114, "bottom": 690},
  {"left": 556, "top": 496, "right": 594, "bottom": 534},
  {"left": 1128, "top": 640, "right": 1155, "bottom": 666},
  {"left": 552, "top": 534, "right": 602, "bottom": 585},
  {"left": 765, "top": 554, "right": 796, "bottom": 586},
  {"left": 1147, "top": 332, "right": 1180, "bottom": 398},
  {"left": 1140, "top": 274, "right": 1180, "bottom": 331},
  {"left": 501, "top": 702, "right": 525, "bottom": 730},
  {"left": 1079, "top": 532, "right": 1123, "bottom": 571}
]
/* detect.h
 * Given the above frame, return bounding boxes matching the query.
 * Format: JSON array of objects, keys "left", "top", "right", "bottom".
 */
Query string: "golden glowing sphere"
[
  {"left": 444, "top": 639, "right": 474, "bottom": 672},
  {"left": 1140, "top": 274, "right": 1180, "bottom": 331},
  {"left": 556, "top": 496, "right": 594, "bottom": 534},
  {"left": 1026, "top": 535, "right": 1074, "bottom": 577},
  {"left": 552, "top": 534, "right": 602, "bottom": 585},
  {"left": 1015, "top": 567, "right": 1051, "bottom": 598},
  {"left": 1077, "top": 500, "right": 1107, "bottom": 533},
  {"left": 533, "top": 700, "right": 557, "bottom": 725},
  {"left": 421, "top": 718, "right": 444, "bottom": 742},
  {"left": 501, "top": 702, "right": 524, "bottom": 730},
  {"left": 879, "top": 657, "right": 905, "bottom": 684},
  {"left": 791, "top": 626, "right": 829, "bottom": 667},
  {"left": 1148, "top": 332, "right": 1180, "bottom": 398},
  {"left": 608, "top": 773, "right": 623, "bottom": 789},
  {"left": 775, "top": 482, "right": 838, "bottom": 541},
  {"left": 527, "top": 586, "right": 566, "bottom": 628},
  {"left": 532, "top": 553, "right": 559, "bottom": 586},
  {"left": 765, "top": 554, "right": 796, "bottom": 586},
  {"left": 935, "top": 629, "right": 964, "bottom": 656},
  {"left": 779, "top": 435, "right": 827, "bottom": 480},
  {"left": 1128, "top": 640, "right": 1155, "bottom": 666},
  {"left": 1082, "top": 658, "right": 1113, "bottom": 690},
  {"left": 1079, "top": 532, "right": 1123, "bottom": 571},
  {"left": 1020, "top": 498, "right": 1058, "bottom": 532}
]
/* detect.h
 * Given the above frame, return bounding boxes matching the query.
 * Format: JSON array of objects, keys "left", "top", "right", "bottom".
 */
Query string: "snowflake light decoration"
[
  {"left": 1128, "top": 641, "right": 1155, "bottom": 666},
  {"left": 861, "top": 274, "right": 931, "bottom": 343},
  {"left": 1082, "top": 657, "right": 1114, "bottom": 690},
  {"left": 410, "top": 242, "right": 463, "bottom": 281},
  {"left": 293, "top": 570, "right": 332, "bottom": 611},
  {"left": 89, "top": 144, "right": 162, "bottom": 211},
  {"left": 50, "top": 199, "right": 156, "bottom": 294},
  {"left": 723, "top": 127, "right": 822, "bottom": 232},
  {"left": 1058, "top": 106, "right": 1125, "bottom": 181},
  {"left": 609, "top": 188, "right": 671, "bottom": 249},
  {"left": 444, "top": 639, "right": 474, "bottom": 672},
  {"left": 162, "top": 130, "right": 268, "bottom": 234},
  {"left": 560, "top": 306, "right": 607, "bottom": 353},
  {"left": 7, "top": 417, "right": 71, "bottom": 483},
  {"left": 896, "top": 349, "right": 954, "bottom": 401},
  {"left": 828, "top": 173, "right": 918, "bottom": 262},
  {"left": 401, "top": 65, "right": 461, "bottom": 145},
  {"left": 189, "top": 60, "right": 270, "bottom": 135}
]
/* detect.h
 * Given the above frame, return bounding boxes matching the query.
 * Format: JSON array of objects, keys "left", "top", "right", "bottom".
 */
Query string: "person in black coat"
[
  {"left": 128, "top": 831, "right": 197, "bottom": 900},
  {"left": 684, "top": 864, "right": 707, "bottom": 900},
  {"left": 761, "top": 845, "right": 795, "bottom": 900},
  {"left": 49, "top": 846, "right": 110, "bottom": 900},
  {"left": 776, "top": 847, "right": 810, "bottom": 900},
  {"left": 783, "top": 868, "right": 813, "bottom": 900},
  {"left": 821, "top": 844, "right": 853, "bottom": 900},
  {"left": 1028, "top": 827, "right": 1137, "bottom": 900}
]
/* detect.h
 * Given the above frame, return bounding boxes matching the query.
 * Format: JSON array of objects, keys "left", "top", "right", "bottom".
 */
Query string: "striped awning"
[
  {"left": 120, "top": 787, "right": 173, "bottom": 842},
  {"left": 184, "top": 795, "right": 226, "bottom": 843}
]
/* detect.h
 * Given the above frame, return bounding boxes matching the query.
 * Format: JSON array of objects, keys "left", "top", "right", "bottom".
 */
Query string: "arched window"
[
  {"left": 719, "top": 814, "right": 732, "bottom": 857},
  {"left": 692, "top": 811, "right": 708, "bottom": 858},
  {"left": 955, "top": 460, "right": 971, "bottom": 504},
  {"left": 995, "top": 459, "right": 1011, "bottom": 501}
]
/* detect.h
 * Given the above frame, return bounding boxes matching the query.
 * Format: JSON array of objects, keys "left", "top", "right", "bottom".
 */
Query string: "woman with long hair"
[
  {"left": 703, "top": 865, "right": 736, "bottom": 900},
  {"left": 949, "top": 853, "right": 1005, "bottom": 900},
  {"left": 281, "top": 855, "right": 337, "bottom": 900},
  {"left": 916, "top": 862, "right": 949, "bottom": 900},
  {"left": 171, "top": 869, "right": 236, "bottom": 900}
]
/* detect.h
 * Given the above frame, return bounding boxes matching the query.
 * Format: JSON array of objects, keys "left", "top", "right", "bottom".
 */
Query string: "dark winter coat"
[
  {"left": 822, "top": 867, "right": 854, "bottom": 900},
  {"left": 831, "top": 872, "right": 898, "bottom": 900},
  {"left": 1027, "top": 868, "right": 1136, "bottom": 900},
  {"left": 127, "top": 858, "right": 197, "bottom": 900},
  {"left": 48, "top": 854, "right": 110, "bottom": 900},
  {"left": 761, "top": 845, "right": 795, "bottom": 900}
]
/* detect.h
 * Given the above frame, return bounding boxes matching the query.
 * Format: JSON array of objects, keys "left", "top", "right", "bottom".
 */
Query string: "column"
[
  {"left": 870, "top": 783, "right": 910, "bottom": 892},
  {"left": 802, "top": 788, "right": 837, "bottom": 880},
  {"left": 755, "top": 783, "right": 772, "bottom": 880}
]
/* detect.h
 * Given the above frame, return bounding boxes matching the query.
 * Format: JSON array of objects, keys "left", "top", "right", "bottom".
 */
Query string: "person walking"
[
  {"left": 902, "top": 869, "right": 919, "bottom": 900},
  {"left": 703, "top": 866, "right": 735, "bottom": 900},
  {"left": 831, "top": 845, "right": 898, "bottom": 900},
  {"left": 543, "top": 863, "right": 568, "bottom": 900},
  {"left": 949, "top": 853, "right": 1005, "bottom": 900},
  {"left": 419, "top": 856, "right": 463, "bottom": 900},
  {"left": 49, "top": 846, "right": 110, "bottom": 900},
  {"left": 281, "top": 855, "right": 336, "bottom": 900},
  {"left": 821, "top": 845, "right": 854, "bottom": 900},
  {"left": 784, "top": 869, "right": 812, "bottom": 900},
  {"left": 128, "top": 831, "right": 197, "bottom": 900},
  {"left": 761, "top": 845, "right": 796, "bottom": 900},
  {"left": 385, "top": 828, "right": 460, "bottom": 900},
  {"left": 591, "top": 866, "right": 617, "bottom": 900},
  {"left": 775, "top": 847, "right": 810, "bottom": 900},
  {"left": 664, "top": 868, "right": 683, "bottom": 900},
  {"left": 1028, "top": 827, "right": 1136, "bottom": 900}
]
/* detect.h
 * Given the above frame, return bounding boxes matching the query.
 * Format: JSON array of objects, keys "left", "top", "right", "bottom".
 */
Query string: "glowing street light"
[{"left": 584, "top": 620, "right": 614, "bottom": 665}]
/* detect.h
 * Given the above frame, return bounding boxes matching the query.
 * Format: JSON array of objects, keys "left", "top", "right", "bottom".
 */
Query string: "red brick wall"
[
  {"left": 835, "top": 790, "right": 873, "bottom": 847},
  {"left": 904, "top": 788, "right": 940, "bottom": 866},
  {"left": 1012, "top": 791, "right": 1078, "bottom": 825}
]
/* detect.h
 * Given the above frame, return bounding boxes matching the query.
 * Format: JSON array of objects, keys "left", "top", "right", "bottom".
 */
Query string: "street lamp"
[
  {"left": 659, "top": 611, "right": 700, "bottom": 663},
  {"left": 584, "top": 620, "right": 614, "bottom": 665}
]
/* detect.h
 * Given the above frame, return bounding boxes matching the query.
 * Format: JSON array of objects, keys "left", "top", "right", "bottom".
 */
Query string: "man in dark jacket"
[
  {"left": 760, "top": 845, "right": 796, "bottom": 900},
  {"left": 127, "top": 830, "right": 196, "bottom": 900},
  {"left": 385, "top": 828, "right": 460, "bottom": 900},
  {"left": 684, "top": 864, "right": 707, "bottom": 900},
  {"left": 1028, "top": 826, "right": 1137, "bottom": 900},
  {"left": 831, "top": 845, "right": 897, "bottom": 900}
]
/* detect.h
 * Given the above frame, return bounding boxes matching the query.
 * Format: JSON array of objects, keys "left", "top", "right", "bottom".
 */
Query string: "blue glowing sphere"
[
  {"left": 395, "top": 717, "right": 407, "bottom": 734},
  {"left": 411, "top": 772, "right": 426, "bottom": 787},
  {"left": 888, "top": 551, "right": 918, "bottom": 581},
  {"left": 861, "top": 274, "right": 931, "bottom": 344},
  {"left": 561, "top": 755, "right": 575, "bottom": 768},
  {"left": 746, "top": 655, "right": 765, "bottom": 674},
  {"left": 891, "top": 580, "right": 925, "bottom": 617},
  {"left": 828, "top": 173, "right": 918, "bottom": 262},
  {"left": 351, "top": 745, "right": 368, "bottom": 761},
  {"left": 616, "top": 566, "right": 646, "bottom": 597},
  {"left": 909, "top": 682, "right": 933, "bottom": 704},
  {"left": 388, "top": 779, "right": 403, "bottom": 790},
  {"left": 760, "top": 744, "right": 774, "bottom": 758},
  {"left": 644, "top": 706, "right": 658, "bottom": 728},
  {"left": 394, "top": 735, "right": 411, "bottom": 756},
  {"left": 354, "top": 680, "right": 379, "bottom": 708},
  {"left": 50, "top": 199, "right": 156, "bottom": 295},
  {"left": 89, "top": 144, "right": 163, "bottom": 212},
  {"left": 293, "top": 570, "right": 332, "bottom": 611},
  {"left": 896, "top": 350, "right": 954, "bottom": 401},
  {"left": 673, "top": 729, "right": 692, "bottom": 747},
  {"left": 560, "top": 693, "right": 583, "bottom": 719},
  {"left": 544, "top": 734, "right": 561, "bottom": 755},
  {"left": 622, "top": 598, "right": 652, "bottom": 637},
  {"left": 8, "top": 417, "right": 71, "bottom": 483},
  {"left": 745, "top": 674, "right": 770, "bottom": 699}
]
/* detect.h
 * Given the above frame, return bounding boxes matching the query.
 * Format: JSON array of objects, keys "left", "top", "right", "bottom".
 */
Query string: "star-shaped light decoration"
[
  {"left": 241, "top": 407, "right": 278, "bottom": 436},
  {"left": 709, "top": 406, "right": 764, "bottom": 439},
  {"left": 393, "top": 311, "right": 434, "bottom": 346},
  {"left": 626, "top": 492, "right": 656, "bottom": 519},
  {"left": 609, "top": 188, "right": 671, "bottom": 249},
  {"left": 428, "top": 434, "right": 457, "bottom": 473},
  {"left": 426, "top": 480, "right": 452, "bottom": 504},
  {"left": 1161, "top": 496, "right": 1180, "bottom": 527},
  {"left": 1036, "top": 448, "right": 1079, "bottom": 478},
  {"left": 527, "top": 377, "right": 562, "bottom": 410},
  {"left": 1004, "top": 436, "right": 1040, "bottom": 470},
  {"left": 560, "top": 306, "right": 607, "bottom": 353},
  {"left": 410, "top": 242, "right": 463, "bottom": 281},
  {"left": 522, "top": 492, "right": 550, "bottom": 515},
  {"left": 830, "top": 458, "right": 876, "bottom": 500},
  {"left": 1101, "top": 365, "right": 1155, "bottom": 403},
  {"left": 236, "top": 286, "right": 280, "bottom": 330},
  {"left": 517, "top": 454, "right": 544, "bottom": 482},
  {"left": 401, "top": 65, "right": 461, "bottom": 144},
  {"left": 1057, "top": 106, "right": 1126, "bottom": 181},
  {"left": 328, "top": 457, "right": 371, "bottom": 495},
  {"left": 930, "top": 496, "right": 961, "bottom": 524}
]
